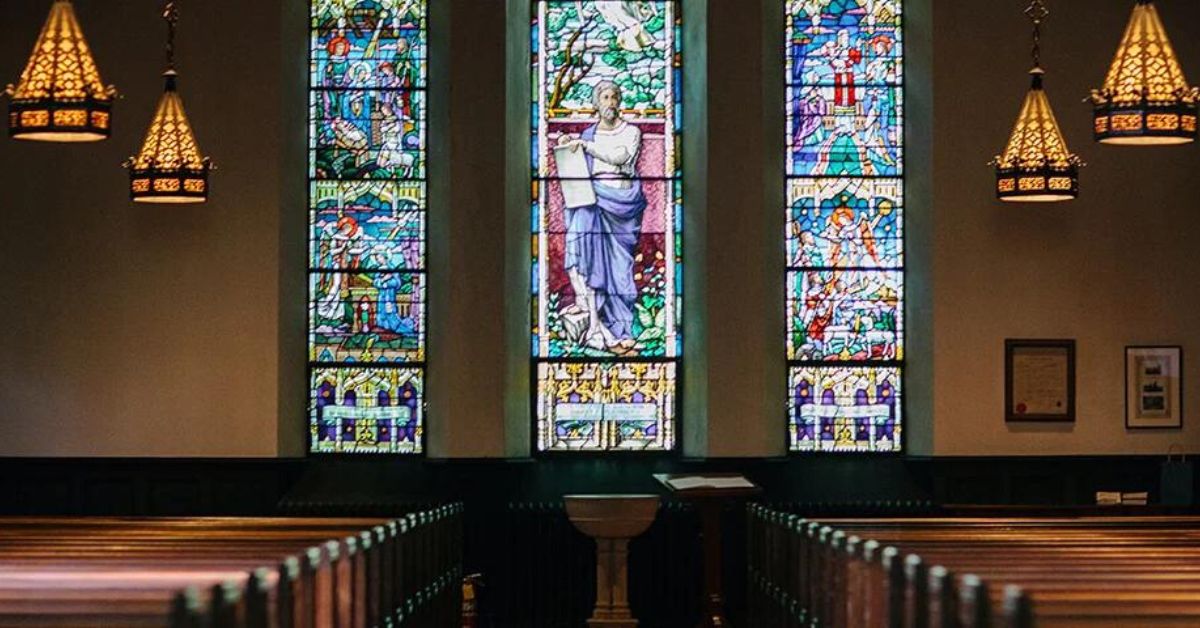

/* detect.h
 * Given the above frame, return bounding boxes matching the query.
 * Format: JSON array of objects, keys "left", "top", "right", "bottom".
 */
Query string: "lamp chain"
[
  {"left": 1025, "top": 0, "right": 1048, "bottom": 69},
  {"left": 163, "top": 1, "right": 179, "bottom": 72}
]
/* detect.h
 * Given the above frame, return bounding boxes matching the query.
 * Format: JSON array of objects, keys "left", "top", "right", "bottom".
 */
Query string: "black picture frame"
[
  {"left": 1005, "top": 339, "right": 1076, "bottom": 422},
  {"left": 1125, "top": 346, "right": 1184, "bottom": 430}
]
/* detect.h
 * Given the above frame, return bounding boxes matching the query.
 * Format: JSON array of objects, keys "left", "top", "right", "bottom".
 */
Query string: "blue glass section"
[
  {"left": 309, "top": 0, "right": 428, "bottom": 454},
  {"left": 786, "top": 0, "right": 904, "bottom": 453}
]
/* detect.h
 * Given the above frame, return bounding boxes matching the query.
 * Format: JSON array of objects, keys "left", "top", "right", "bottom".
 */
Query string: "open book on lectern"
[{"left": 655, "top": 475, "right": 757, "bottom": 491}]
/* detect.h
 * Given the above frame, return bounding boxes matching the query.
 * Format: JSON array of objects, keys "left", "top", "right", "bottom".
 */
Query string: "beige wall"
[
  {"left": 699, "top": 0, "right": 781, "bottom": 457},
  {"left": 931, "top": 0, "right": 1200, "bottom": 455},
  {"left": 0, "top": 0, "right": 285, "bottom": 457},
  {"left": 0, "top": 0, "right": 1197, "bottom": 458},
  {"left": 422, "top": 0, "right": 509, "bottom": 457}
]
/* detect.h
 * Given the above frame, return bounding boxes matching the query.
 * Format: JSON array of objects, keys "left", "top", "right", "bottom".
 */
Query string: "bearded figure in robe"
[{"left": 555, "top": 81, "right": 647, "bottom": 355}]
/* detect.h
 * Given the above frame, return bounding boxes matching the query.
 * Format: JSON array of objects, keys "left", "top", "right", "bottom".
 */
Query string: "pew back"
[
  {"left": 0, "top": 504, "right": 464, "bottom": 628},
  {"left": 747, "top": 506, "right": 1200, "bottom": 628}
]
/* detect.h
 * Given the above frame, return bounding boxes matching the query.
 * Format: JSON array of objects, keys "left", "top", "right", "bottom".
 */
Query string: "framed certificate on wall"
[
  {"left": 1125, "top": 346, "right": 1183, "bottom": 430},
  {"left": 1006, "top": 339, "right": 1076, "bottom": 422}
]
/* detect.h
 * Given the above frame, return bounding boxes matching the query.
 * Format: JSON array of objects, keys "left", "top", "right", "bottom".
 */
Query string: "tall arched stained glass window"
[
  {"left": 532, "top": 1, "right": 682, "bottom": 452},
  {"left": 308, "top": 0, "right": 427, "bottom": 454},
  {"left": 786, "top": 0, "right": 903, "bottom": 452}
]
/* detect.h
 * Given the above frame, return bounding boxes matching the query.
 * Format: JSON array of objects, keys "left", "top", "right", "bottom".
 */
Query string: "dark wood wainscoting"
[{"left": 1, "top": 455, "right": 1193, "bottom": 626}]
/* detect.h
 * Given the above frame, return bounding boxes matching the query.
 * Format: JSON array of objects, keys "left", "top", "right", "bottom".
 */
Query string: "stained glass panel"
[
  {"left": 309, "top": 0, "right": 427, "bottom": 454},
  {"left": 787, "top": 0, "right": 904, "bottom": 453},
  {"left": 535, "top": 178, "right": 680, "bottom": 359},
  {"left": 787, "top": 269, "right": 903, "bottom": 361},
  {"left": 789, "top": 0, "right": 902, "bottom": 30},
  {"left": 309, "top": 271, "right": 425, "bottom": 362},
  {"left": 787, "top": 2, "right": 902, "bottom": 87},
  {"left": 537, "top": 361, "right": 676, "bottom": 451},
  {"left": 788, "top": 85, "right": 902, "bottom": 176},
  {"left": 787, "top": 177, "right": 902, "bottom": 269},
  {"left": 309, "top": 180, "right": 425, "bottom": 271},
  {"left": 310, "top": 89, "right": 426, "bottom": 180},
  {"left": 310, "top": 366, "right": 424, "bottom": 454},
  {"left": 310, "top": 0, "right": 427, "bottom": 86},
  {"left": 533, "top": 1, "right": 682, "bottom": 452},
  {"left": 789, "top": 366, "right": 901, "bottom": 452}
]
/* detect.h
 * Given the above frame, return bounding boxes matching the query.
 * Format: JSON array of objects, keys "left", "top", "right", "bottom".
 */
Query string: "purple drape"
[{"left": 563, "top": 124, "right": 648, "bottom": 341}]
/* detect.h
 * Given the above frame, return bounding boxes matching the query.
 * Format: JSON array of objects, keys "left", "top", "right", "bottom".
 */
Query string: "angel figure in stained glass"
[
  {"left": 317, "top": 217, "right": 366, "bottom": 319},
  {"left": 586, "top": 1, "right": 658, "bottom": 52},
  {"left": 824, "top": 201, "right": 885, "bottom": 267}
]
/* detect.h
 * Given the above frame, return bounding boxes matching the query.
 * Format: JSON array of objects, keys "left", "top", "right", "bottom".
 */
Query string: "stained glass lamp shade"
[
  {"left": 125, "top": 3, "right": 211, "bottom": 204},
  {"left": 995, "top": 69, "right": 1082, "bottom": 202},
  {"left": 126, "top": 72, "right": 210, "bottom": 203},
  {"left": 1090, "top": 0, "right": 1199, "bottom": 145},
  {"left": 4, "top": 0, "right": 117, "bottom": 142}
]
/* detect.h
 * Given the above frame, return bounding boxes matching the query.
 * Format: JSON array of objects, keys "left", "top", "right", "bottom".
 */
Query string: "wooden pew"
[
  {"left": 747, "top": 505, "right": 1200, "bottom": 628},
  {"left": 824, "top": 518, "right": 1200, "bottom": 626},
  {"left": 0, "top": 503, "right": 464, "bottom": 628}
]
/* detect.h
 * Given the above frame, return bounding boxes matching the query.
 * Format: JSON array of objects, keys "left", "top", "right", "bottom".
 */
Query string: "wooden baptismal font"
[{"left": 564, "top": 494, "right": 661, "bottom": 627}]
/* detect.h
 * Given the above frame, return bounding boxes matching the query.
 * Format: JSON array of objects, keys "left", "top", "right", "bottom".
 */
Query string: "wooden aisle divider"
[
  {"left": 0, "top": 503, "right": 464, "bottom": 628},
  {"left": 747, "top": 505, "right": 1200, "bottom": 628}
]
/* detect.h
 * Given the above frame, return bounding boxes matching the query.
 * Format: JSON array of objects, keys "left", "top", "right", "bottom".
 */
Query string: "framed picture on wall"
[
  {"left": 1125, "top": 346, "right": 1183, "bottom": 430},
  {"left": 1005, "top": 339, "right": 1076, "bottom": 422}
]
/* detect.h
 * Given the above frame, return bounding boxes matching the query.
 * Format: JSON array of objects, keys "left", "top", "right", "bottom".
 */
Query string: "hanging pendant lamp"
[
  {"left": 1090, "top": 0, "right": 1199, "bottom": 145},
  {"left": 125, "top": 1, "right": 212, "bottom": 204},
  {"left": 993, "top": 0, "right": 1083, "bottom": 202},
  {"left": 4, "top": 0, "right": 117, "bottom": 142}
]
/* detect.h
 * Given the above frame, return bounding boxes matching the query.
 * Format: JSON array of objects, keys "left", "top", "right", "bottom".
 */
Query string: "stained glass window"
[
  {"left": 532, "top": 1, "right": 682, "bottom": 452},
  {"left": 309, "top": 0, "right": 427, "bottom": 454},
  {"left": 786, "top": 0, "right": 904, "bottom": 452}
]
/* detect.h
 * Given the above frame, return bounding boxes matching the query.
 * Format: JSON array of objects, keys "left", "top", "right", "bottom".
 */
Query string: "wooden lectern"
[{"left": 655, "top": 473, "right": 761, "bottom": 627}]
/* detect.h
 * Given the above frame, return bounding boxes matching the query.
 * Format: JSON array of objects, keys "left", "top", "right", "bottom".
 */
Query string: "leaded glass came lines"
[
  {"left": 308, "top": 0, "right": 427, "bottom": 454},
  {"left": 532, "top": 1, "right": 682, "bottom": 452},
  {"left": 787, "top": 0, "right": 904, "bottom": 453}
]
